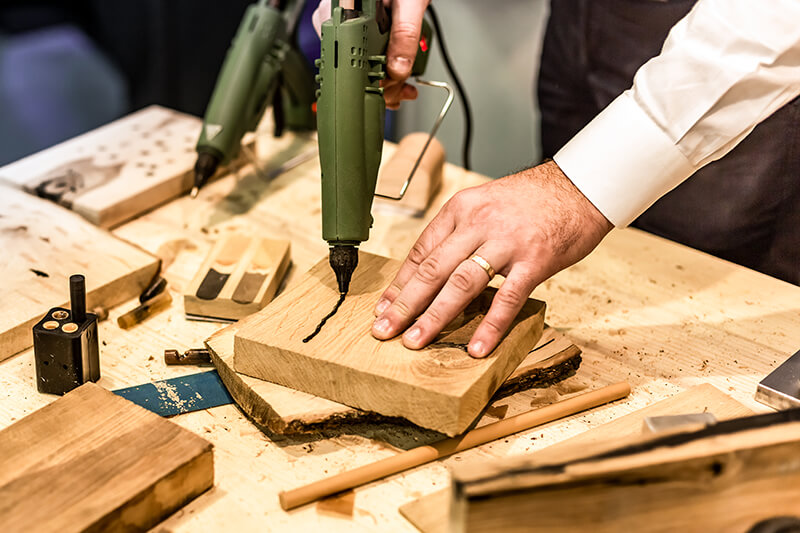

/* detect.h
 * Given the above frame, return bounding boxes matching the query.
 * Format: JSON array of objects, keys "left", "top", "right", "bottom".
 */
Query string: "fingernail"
[
  {"left": 390, "top": 57, "right": 411, "bottom": 75},
  {"left": 373, "top": 317, "right": 390, "bottom": 336},
  {"left": 375, "top": 298, "right": 390, "bottom": 315},
  {"left": 469, "top": 341, "right": 487, "bottom": 358},
  {"left": 405, "top": 326, "right": 421, "bottom": 344}
]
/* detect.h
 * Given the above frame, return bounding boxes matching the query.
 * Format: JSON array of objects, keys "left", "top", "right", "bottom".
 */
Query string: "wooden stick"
[{"left": 279, "top": 381, "right": 631, "bottom": 510}]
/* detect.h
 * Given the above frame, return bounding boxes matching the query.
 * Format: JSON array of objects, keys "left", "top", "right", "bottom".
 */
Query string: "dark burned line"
[{"left": 303, "top": 293, "right": 346, "bottom": 343}]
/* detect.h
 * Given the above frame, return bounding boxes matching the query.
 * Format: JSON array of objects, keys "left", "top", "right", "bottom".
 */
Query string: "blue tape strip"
[{"left": 113, "top": 370, "right": 234, "bottom": 417}]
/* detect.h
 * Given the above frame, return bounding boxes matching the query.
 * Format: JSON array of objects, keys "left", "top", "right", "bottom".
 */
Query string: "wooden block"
[
  {"left": 184, "top": 234, "right": 291, "bottom": 321},
  {"left": 208, "top": 321, "right": 580, "bottom": 435},
  {"left": 233, "top": 252, "right": 546, "bottom": 436},
  {"left": 0, "top": 185, "right": 160, "bottom": 361},
  {"left": 399, "top": 384, "right": 753, "bottom": 533},
  {"left": 0, "top": 383, "right": 213, "bottom": 532},
  {"left": 450, "top": 409, "right": 800, "bottom": 532},
  {"left": 0, "top": 105, "right": 248, "bottom": 228},
  {"left": 374, "top": 132, "right": 445, "bottom": 217}
]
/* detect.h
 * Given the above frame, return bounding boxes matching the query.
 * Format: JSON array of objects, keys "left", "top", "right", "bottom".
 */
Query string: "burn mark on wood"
[
  {"left": 195, "top": 268, "right": 230, "bottom": 300},
  {"left": 303, "top": 294, "right": 346, "bottom": 343},
  {"left": 30, "top": 269, "right": 49, "bottom": 278}
]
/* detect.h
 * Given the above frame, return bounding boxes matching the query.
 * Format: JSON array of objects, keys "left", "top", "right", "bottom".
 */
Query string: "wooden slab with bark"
[
  {"left": 233, "top": 252, "right": 547, "bottom": 436},
  {"left": 400, "top": 383, "right": 754, "bottom": 533},
  {"left": 208, "top": 319, "right": 581, "bottom": 436}
]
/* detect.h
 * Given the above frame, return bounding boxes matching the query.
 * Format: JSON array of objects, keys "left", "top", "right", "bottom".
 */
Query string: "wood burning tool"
[
  {"left": 756, "top": 349, "right": 800, "bottom": 410},
  {"left": 192, "top": 0, "right": 316, "bottom": 197},
  {"left": 316, "top": 2, "right": 467, "bottom": 296},
  {"left": 32, "top": 274, "right": 100, "bottom": 395}
]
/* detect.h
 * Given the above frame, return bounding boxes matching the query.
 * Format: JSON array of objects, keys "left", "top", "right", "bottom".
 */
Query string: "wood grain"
[
  {"left": 400, "top": 384, "right": 753, "bottom": 533},
  {"left": 451, "top": 408, "right": 800, "bottom": 533},
  {"left": 374, "top": 132, "right": 445, "bottom": 217},
  {"left": 0, "top": 185, "right": 159, "bottom": 361},
  {"left": 208, "top": 320, "right": 580, "bottom": 435},
  {"left": 184, "top": 234, "right": 291, "bottom": 321},
  {"left": 234, "top": 252, "right": 546, "bottom": 436},
  {"left": 0, "top": 105, "right": 249, "bottom": 228},
  {"left": 0, "top": 382, "right": 213, "bottom": 532},
  {"left": 3, "top": 125, "right": 800, "bottom": 532}
]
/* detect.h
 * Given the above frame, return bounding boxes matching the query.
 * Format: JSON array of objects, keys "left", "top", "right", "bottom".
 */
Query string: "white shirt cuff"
[{"left": 553, "top": 91, "right": 697, "bottom": 227}]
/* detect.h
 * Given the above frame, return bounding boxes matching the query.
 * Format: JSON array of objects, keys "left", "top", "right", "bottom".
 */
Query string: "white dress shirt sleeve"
[{"left": 553, "top": 0, "right": 800, "bottom": 227}]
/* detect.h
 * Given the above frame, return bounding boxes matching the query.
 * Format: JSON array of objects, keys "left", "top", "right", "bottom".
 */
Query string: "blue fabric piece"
[{"left": 112, "top": 371, "right": 234, "bottom": 417}]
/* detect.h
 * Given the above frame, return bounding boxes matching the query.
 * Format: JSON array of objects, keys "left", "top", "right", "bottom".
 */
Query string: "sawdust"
[{"left": 152, "top": 381, "right": 200, "bottom": 413}]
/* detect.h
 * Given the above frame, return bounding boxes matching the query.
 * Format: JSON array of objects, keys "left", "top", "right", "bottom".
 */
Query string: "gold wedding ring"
[{"left": 469, "top": 254, "right": 496, "bottom": 279}]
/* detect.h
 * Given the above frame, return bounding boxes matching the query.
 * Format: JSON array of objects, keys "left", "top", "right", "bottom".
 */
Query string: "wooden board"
[
  {"left": 374, "top": 132, "right": 444, "bottom": 217},
  {"left": 400, "top": 384, "right": 753, "bottom": 533},
  {"left": 0, "top": 105, "right": 245, "bottom": 228},
  {"left": 234, "top": 252, "right": 547, "bottom": 436},
  {"left": 0, "top": 382, "right": 213, "bottom": 532},
  {"left": 184, "top": 234, "right": 291, "bottom": 321},
  {"left": 5, "top": 124, "right": 799, "bottom": 532},
  {"left": 0, "top": 185, "right": 159, "bottom": 361},
  {"left": 208, "top": 321, "right": 581, "bottom": 435},
  {"left": 450, "top": 409, "right": 800, "bottom": 532}
]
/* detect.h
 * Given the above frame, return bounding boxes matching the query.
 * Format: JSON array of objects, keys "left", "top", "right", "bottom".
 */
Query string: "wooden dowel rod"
[{"left": 279, "top": 381, "right": 631, "bottom": 510}]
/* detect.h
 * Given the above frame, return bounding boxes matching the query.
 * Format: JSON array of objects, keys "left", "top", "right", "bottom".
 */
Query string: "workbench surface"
[{"left": 2, "top": 135, "right": 798, "bottom": 532}]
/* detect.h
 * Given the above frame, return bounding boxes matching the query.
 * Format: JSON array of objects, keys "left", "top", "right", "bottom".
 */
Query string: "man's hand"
[
  {"left": 371, "top": 161, "right": 613, "bottom": 357},
  {"left": 312, "top": 0, "right": 429, "bottom": 109}
]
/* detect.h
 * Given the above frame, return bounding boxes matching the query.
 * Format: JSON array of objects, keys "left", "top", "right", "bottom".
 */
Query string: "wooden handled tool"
[{"left": 278, "top": 381, "right": 631, "bottom": 510}]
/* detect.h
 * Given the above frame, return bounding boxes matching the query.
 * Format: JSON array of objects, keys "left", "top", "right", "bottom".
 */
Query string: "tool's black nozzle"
[
  {"left": 192, "top": 151, "right": 220, "bottom": 198},
  {"left": 329, "top": 245, "right": 358, "bottom": 295},
  {"left": 70, "top": 274, "right": 86, "bottom": 323}
]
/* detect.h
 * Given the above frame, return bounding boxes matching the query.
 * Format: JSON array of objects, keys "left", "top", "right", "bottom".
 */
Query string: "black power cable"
[{"left": 426, "top": 4, "right": 473, "bottom": 171}]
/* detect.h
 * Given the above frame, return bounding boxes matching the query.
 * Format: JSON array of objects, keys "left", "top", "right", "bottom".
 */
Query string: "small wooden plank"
[
  {"left": 451, "top": 410, "right": 800, "bottom": 532},
  {"left": 183, "top": 234, "right": 291, "bottom": 321},
  {"left": 0, "top": 383, "right": 213, "bottom": 532},
  {"left": 234, "top": 252, "right": 546, "bottom": 436},
  {"left": 400, "top": 384, "right": 753, "bottom": 533},
  {"left": 208, "top": 321, "right": 580, "bottom": 435},
  {"left": 374, "top": 132, "right": 445, "bottom": 217},
  {"left": 0, "top": 105, "right": 249, "bottom": 228},
  {"left": 0, "top": 185, "right": 159, "bottom": 361}
]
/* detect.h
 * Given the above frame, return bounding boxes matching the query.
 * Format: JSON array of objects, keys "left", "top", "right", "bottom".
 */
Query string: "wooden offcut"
[
  {"left": 0, "top": 105, "right": 248, "bottom": 228},
  {"left": 450, "top": 407, "right": 800, "bottom": 532},
  {"left": 234, "top": 252, "right": 546, "bottom": 436},
  {"left": 184, "top": 234, "right": 291, "bottom": 321},
  {"left": 374, "top": 132, "right": 445, "bottom": 217},
  {"left": 399, "top": 384, "right": 754, "bottom": 533},
  {"left": 0, "top": 383, "right": 213, "bottom": 532},
  {"left": 0, "top": 185, "right": 160, "bottom": 361},
  {"left": 207, "top": 321, "right": 581, "bottom": 435}
]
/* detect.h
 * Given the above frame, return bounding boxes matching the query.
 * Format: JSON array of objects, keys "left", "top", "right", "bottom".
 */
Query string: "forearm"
[{"left": 555, "top": 0, "right": 800, "bottom": 227}]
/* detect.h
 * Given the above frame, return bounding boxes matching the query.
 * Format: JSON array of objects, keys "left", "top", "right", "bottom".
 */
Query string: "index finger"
[{"left": 374, "top": 205, "right": 455, "bottom": 315}]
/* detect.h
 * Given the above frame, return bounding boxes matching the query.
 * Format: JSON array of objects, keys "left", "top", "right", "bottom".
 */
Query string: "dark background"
[{"left": 0, "top": 0, "right": 321, "bottom": 165}]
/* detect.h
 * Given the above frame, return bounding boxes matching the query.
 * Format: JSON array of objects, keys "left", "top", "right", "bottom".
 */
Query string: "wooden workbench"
[{"left": 1, "top": 133, "right": 798, "bottom": 532}]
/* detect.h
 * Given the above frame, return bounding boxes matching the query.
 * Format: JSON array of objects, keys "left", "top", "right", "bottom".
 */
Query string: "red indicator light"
[
  {"left": 420, "top": 36, "right": 428, "bottom": 52},
  {"left": 312, "top": 102, "right": 317, "bottom": 113}
]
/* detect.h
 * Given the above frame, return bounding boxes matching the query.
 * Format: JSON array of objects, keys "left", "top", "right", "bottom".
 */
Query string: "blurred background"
[{"left": 0, "top": 0, "right": 548, "bottom": 176}]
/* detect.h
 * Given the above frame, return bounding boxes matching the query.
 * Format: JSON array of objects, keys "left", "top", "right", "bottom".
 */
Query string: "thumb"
[{"left": 386, "top": 0, "right": 430, "bottom": 82}]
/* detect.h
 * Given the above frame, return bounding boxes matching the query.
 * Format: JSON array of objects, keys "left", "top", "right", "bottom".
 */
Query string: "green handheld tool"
[
  {"left": 192, "top": 0, "right": 316, "bottom": 198},
  {"left": 317, "top": 1, "right": 446, "bottom": 295}
]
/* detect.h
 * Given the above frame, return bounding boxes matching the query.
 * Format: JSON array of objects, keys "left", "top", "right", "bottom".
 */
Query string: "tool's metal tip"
[{"left": 190, "top": 187, "right": 199, "bottom": 199}]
